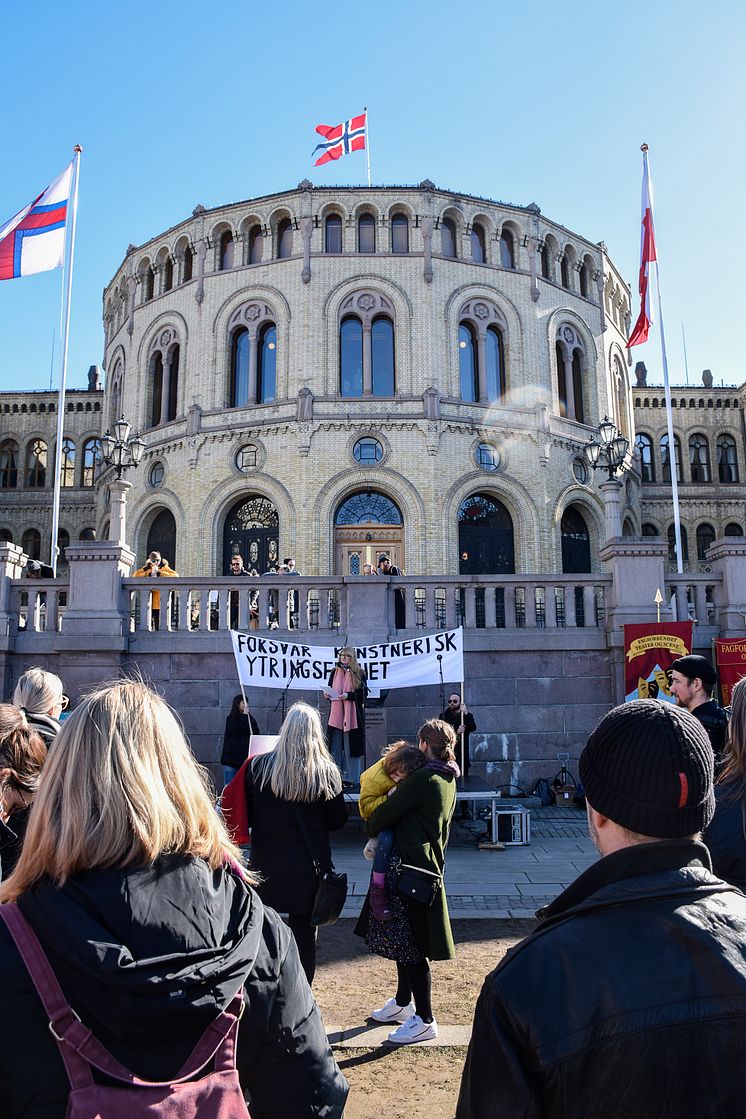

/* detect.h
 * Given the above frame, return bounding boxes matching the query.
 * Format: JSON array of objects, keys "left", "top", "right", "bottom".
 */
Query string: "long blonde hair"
[
  {"left": 0, "top": 679, "right": 244, "bottom": 903},
  {"left": 337, "top": 646, "right": 365, "bottom": 687},
  {"left": 12, "top": 667, "right": 64, "bottom": 715},
  {"left": 254, "top": 701, "right": 341, "bottom": 802}
]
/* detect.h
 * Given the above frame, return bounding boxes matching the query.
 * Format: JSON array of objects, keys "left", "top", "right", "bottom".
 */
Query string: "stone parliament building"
[{"left": 1, "top": 181, "right": 744, "bottom": 786}]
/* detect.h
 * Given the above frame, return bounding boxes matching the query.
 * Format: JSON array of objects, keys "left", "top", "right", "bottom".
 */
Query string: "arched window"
[
  {"left": 231, "top": 328, "right": 250, "bottom": 407},
  {"left": 696, "top": 523, "right": 716, "bottom": 562},
  {"left": 182, "top": 245, "right": 193, "bottom": 282},
  {"left": 470, "top": 224, "right": 486, "bottom": 264},
  {"left": 276, "top": 218, "right": 292, "bottom": 258},
  {"left": 642, "top": 523, "right": 660, "bottom": 537},
  {"left": 725, "top": 523, "right": 744, "bottom": 537},
  {"left": 82, "top": 439, "right": 101, "bottom": 487},
  {"left": 358, "top": 213, "right": 376, "bottom": 253},
  {"left": 26, "top": 440, "right": 47, "bottom": 487},
  {"left": 257, "top": 324, "right": 277, "bottom": 402},
  {"left": 21, "top": 528, "right": 41, "bottom": 560},
  {"left": 660, "top": 434, "right": 682, "bottom": 483},
  {"left": 371, "top": 317, "right": 395, "bottom": 396},
  {"left": 668, "top": 523, "right": 689, "bottom": 565},
  {"left": 717, "top": 434, "right": 739, "bottom": 482},
  {"left": 499, "top": 230, "right": 515, "bottom": 269},
  {"left": 336, "top": 492, "right": 403, "bottom": 525},
  {"left": 163, "top": 257, "right": 173, "bottom": 291},
  {"left": 110, "top": 368, "right": 122, "bottom": 427},
  {"left": 689, "top": 433, "right": 711, "bottom": 482},
  {"left": 458, "top": 324, "right": 478, "bottom": 402},
  {"left": 60, "top": 438, "right": 76, "bottom": 487},
  {"left": 325, "top": 214, "right": 342, "bottom": 253},
  {"left": 150, "top": 345, "right": 179, "bottom": 426},
  {"left": 223, "top": 496, "right": 280, "bottom": 574},
  {"left": 391, "top": 214, "right": 409, "bottom": 254},
  {"left": 0, "top": 529, "right": 13, "bottom": 544},
  {"left": 458, "top": 494, "right": 515, "bottom": 575},
  {"left": 340, "top": 317, "right": 363, "bottom": 397},
  {"left": 440, "top": 217, "right": 457, "bottom": 258},
  {"left": 635, "top": 432, "right": 655, "bottom": 482},
  {"left": 248, "top": 225, "right": 263, "bottom": 264},
  {"left": 579, "top": 260, "right": 591, "bottom": 297},
  {"left": 485, "top": 326, "right": 505, "bottom": 402},
  {"left": 79, "top": 527, "right": 96, "bottom": 541},
  {"left": 540, "top": 243, "right": 550, "bottom": 279},
  {"left": 144, "top": 266, "right": 154, "bottom": 301},
  {"left": 555, "top": 333, "right": 585, "bottom": 423},
  {"left": 219, "top": 231, "right": 234, "bottom": 270},
  {"left": 561, "top": 506, "right": 591, "bottom": 573},
  {"left": 0, "top": 440, "right": 18, "bottom": 488},
  {"left": 147, "top": 508, "right": 177, "bottom": 569}
]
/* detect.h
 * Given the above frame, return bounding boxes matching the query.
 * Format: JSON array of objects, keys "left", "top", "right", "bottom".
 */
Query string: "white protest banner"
[{"left": 230, "top": 628, "right": 463, "bottom": 691}]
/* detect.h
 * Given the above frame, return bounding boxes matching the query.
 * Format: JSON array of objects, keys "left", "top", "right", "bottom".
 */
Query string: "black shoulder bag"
[{"left": 293, "top": 805, "right": 348, "bottom": 927}]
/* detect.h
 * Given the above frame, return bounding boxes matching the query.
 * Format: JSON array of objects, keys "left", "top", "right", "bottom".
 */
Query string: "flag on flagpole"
[
  {"left": 312, "top": 112, "right": 367, "bottom": 166},
  {"left": 0, "top": 162, "right": 73, "bottom": 281},
  {"left": 627, "top": 147, "right": 657, "bottom": 348}
]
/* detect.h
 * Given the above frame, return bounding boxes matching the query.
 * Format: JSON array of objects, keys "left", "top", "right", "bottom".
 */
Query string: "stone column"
[
  {"left": 599, "top": 478, "right": 623, "bottom": 541},
  {"left": 108, "top": 479, "right": 133, "bottom": 548},
  {"left": 300, "top": 216, "right": 313, "bottom": 285},
  {"left": 599, "top": 536, "right": 670, "bottom": 634},
  {"left": 475, "top": 331, "right": 488, "bottom": 402},
  {"left": 0, "top": 544, "right": 25, "bottom": 697},
  {"left": 58, "top": 541, "right": 134, "bottom": 645},
  {"left": 362, "top": 325, "right": 373, "bottom": 396},
  {"left": 528, "top": 237, "right": 540, "bottom": 302},
  {"left": 421, "top": 216, "right": 433, "bottom": 283},
  {"left": 126, "top": 274, "right": 137, "bottom": 336},
  {"left": 247, "top": 330, "right": 259, "bottom": 403},
  {"left": 159, "top": 352, "right": 172, "bottom": 425},
  {"left": 195, "top": 238, "right": 207, "bottom": 305},
  {"left": 706, "top": 539, "right": 746, "bottom": 636}
]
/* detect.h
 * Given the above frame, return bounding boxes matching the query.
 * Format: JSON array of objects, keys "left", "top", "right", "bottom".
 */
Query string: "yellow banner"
[{"left": 626, "top": 634, "right": 689, "bottom": 661}]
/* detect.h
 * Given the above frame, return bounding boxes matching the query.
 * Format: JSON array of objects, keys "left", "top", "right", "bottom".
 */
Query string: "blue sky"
[{"left": 0, "top": 0, "right": 743, "bottom": 393}]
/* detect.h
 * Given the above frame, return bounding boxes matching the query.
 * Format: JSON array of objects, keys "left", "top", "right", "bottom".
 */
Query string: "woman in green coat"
[{"left": 354, "top": 719, "right": 458, "bottom": 1045}]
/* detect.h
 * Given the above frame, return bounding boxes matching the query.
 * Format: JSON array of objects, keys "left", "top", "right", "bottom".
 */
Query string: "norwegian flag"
[
  {"left": 0, "top": 162, "right": 72, "bottom": 281},
  {"left": 313, "top": 112, "right": 367, "bottom": 167},
  {"left": 627, "top": 148, "right": 657, "bottom": 348}
]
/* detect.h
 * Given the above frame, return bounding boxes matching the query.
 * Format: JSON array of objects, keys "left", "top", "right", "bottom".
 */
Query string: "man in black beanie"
[
  {"left": 457, "top": 700, "right": 746, "bottom": 1119},
  {"left": 670, "top": 653, "right": 729, "bottom": 765}
]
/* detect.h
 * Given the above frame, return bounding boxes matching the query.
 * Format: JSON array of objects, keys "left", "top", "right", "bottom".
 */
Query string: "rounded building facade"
[{"left": 101, "top": 181, "right": 636, "bottom": 576}]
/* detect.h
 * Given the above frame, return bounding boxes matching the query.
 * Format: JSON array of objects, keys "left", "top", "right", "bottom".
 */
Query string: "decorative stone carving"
[
  {"left": 297, "top": 179, "right": 313, "bottom": 191},
  {"left": 425, "top": 422, "right": 441, "bottom": 456},
  {"left": 419, "top": 179, "right": 436, "bottom": 191},
  {"left": 297, "top": 387, "right": 313, "bottom": 422},
  {"left": 562, "top": 326, "right": 576, "bottom": 346},
  {"left": 357, "top": 294, "right": 376, "bottom": 312},
  {"left": 245, "top": 305, "right": 261, "bottom": 321},
  {"left": 474, "top": 303, "right": 489, "bottom": 319},
  {"left": 297, "top": 423, "right": 312, "bottom": 456},
  {"left": 423, "top": 386, "right": 440, "bottom": 421},
  {"left": 160, "top": 329, "right": 173, "bottom": 347},
  {"left": 635, "top": 361, "right": 648, "bottom": 387},
  {"left": 339, "top": 291, "right": 394, "bottom": 324},
  {"left": 192, "top": 204, "right": 206, "bottom": 215},
  {"left": 702, "top": 368, "right": 714, "bottom": 388}
]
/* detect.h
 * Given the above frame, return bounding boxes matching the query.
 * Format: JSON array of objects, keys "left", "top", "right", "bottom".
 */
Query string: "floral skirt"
[{"left": 364, "top": 849, "right": 425, "bottom": 964}]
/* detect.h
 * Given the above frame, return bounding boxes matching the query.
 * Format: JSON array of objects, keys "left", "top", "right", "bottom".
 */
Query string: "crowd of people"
[{"left": 0, "top": 653, "right": 745, "bottom": 1116}]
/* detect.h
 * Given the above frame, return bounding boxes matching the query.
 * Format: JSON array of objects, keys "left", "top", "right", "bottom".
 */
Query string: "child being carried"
[{"left": 359, "top": 741, "right": 426, "bottom": 922}]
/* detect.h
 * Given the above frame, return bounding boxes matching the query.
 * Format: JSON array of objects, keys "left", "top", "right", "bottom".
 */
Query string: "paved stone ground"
[{"left": 333, "top": 804, "right": 595, "bottom": 919}]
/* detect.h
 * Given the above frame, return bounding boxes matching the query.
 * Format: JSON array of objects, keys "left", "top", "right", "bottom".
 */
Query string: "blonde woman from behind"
[
  {"left": 0, "top": 679, "right": 347, "bottom": 1119},
  {"left": 12, "top": 666, "right": 66, "bottom": 748},
  {"left": 246, "top": 701, "right": 348, "bottom": 984}
]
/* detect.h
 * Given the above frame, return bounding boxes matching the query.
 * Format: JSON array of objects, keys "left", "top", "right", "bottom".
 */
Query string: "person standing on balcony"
[
  {"left": 132, "top": 551, "right": 178, "bottom": 630},
  {"left": 378, "top": 555, "right": 405, "bottom": 629}
]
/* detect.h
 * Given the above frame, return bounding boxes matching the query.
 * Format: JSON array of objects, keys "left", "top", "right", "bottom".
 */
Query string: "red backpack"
[{"left": 0, "top": 904, "right": 251, "bottom": 1117}]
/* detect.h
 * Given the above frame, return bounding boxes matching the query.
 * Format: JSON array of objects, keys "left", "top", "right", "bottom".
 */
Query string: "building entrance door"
[
  {"left": 333, "top": 492, "right": 404, "bottom": 575},
  {"left": 223, "top": 496, "right": 279, "bottom": 573}
]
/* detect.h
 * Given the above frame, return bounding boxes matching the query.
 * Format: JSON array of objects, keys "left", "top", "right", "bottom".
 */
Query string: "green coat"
[{"left": 357, "top": 767, "right": 457, "bottom": 961}]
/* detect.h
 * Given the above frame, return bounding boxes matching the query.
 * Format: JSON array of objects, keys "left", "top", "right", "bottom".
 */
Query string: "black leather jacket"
[{"left": 457, "top": 840, "right": 746, "bottom": 1119}]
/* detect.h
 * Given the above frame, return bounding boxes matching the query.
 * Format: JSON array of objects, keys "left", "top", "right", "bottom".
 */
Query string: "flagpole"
[
  {"left": 642, "top": 144, "right": 684, "bottom": 576},
  {"left": 50, "top": 145, "right": 82, "bottom": 577},
  {"left": 364, "top": 106, "right": 371, "bottom": 187}
]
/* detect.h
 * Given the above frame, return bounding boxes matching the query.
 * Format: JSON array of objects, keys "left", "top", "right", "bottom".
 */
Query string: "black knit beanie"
[{"left": 579, "top": 700, "right": 715, "bottom": 837}]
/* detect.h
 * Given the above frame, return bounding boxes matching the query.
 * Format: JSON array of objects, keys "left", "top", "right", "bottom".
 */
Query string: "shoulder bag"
[
  {"left": 293, "top": 804, "right": 348, "bottom": 926},
  {"left": 396, "top": 863, "right": 442, "bottom": 908}
]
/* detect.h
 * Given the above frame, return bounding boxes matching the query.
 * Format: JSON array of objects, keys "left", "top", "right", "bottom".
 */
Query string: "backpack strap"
[{"left": 0, "top": 903, "right": 244, "bottom": 1086}]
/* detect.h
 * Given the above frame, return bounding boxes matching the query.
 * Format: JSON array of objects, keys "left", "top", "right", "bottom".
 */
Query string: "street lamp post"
[
  {"left": 584, "top": 415, "right": 629, "bottom": 540},
  {"left": 101, "top": 417, "right": 146, "bottom": 546}
]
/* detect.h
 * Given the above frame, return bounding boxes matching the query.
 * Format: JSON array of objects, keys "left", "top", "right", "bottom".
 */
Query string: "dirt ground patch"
[{"left": 313, "top": 918, "right": 535, "bottom": 1119}]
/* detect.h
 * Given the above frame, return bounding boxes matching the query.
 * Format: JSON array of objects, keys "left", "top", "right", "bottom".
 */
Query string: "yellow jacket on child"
[{"left": 358, "top": 758, "right": 395, "bottom": 819}]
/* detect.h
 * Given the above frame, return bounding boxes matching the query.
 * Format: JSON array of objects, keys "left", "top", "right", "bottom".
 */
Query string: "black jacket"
[
  {"left": 704, "top": 780, "right": 746, "bottom": 892},
  {"left": 0, "top": 856, "right": 347, "bottom": 1118},
  {"left": 221, "top": 711, "right": 260, "bottom": 768},
  {"left": 457, "top": 840, "right": 746, "bottom": 1119},
  {"left": 245, "top": 757, "right": 348, "bottom": 914},
  {"left": 439, "top": 707, "right": 476, "bottom": 773},
  {"left": 693, "top": 699, "right": 729, "bottom": 765},
  {"left": 24, "top": 709, "right": 60, "bottom": 749},
  {"left": 0, "top": 805, "right": 30, "bottom": 879}
]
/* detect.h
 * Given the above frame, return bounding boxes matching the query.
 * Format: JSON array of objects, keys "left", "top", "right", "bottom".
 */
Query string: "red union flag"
[
  {"left": 313, "top": 112, "right": 366, "bottom": 167},
  {"left": 623, "top": 621, "right": 693, "bottom": 702},
  {"left": 714, "top": 638, "right": 746, "bottom": 707},
  {"left": 627, "top": 147, "right": 657, "bottom": 348},
  {"left": 0, "top": 162, "right": 72, "bottom": 281}
]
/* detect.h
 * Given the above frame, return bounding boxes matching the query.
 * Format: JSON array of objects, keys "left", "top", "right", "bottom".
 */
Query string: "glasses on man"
[
  {"left": 448, "top": 699, "right": 460, "bottom": 705},
  {"left": 60, "top": 695, "right": 69, "bottom": 710}
]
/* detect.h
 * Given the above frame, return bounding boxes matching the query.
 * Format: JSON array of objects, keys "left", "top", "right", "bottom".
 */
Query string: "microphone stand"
[
  {"left": 437, "top": 654, "right": 446, "bottom": 713},
  {"left": 273, "top": 673, "right": 293, "bottom": 723}
]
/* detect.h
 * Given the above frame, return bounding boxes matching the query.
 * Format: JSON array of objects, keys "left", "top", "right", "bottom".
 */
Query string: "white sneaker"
[
  {"left": 387, "top": 1014, "right": 438, "bottom": 1045},
  {"left": 370, "top": 997, "right": 416, "bottom": 1024}
]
